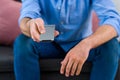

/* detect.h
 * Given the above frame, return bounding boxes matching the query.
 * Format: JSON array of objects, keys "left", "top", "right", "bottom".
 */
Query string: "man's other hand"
[{"left": 60, "top": 40, "right": 91, "bottom": 77}]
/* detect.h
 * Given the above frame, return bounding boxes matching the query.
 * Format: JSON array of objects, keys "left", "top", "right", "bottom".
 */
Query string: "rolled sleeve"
[
  {"left": 19, "top": 0, "right": 41, "bottom": 24},
  {"left": 92, "top": 0, "right": 120, "bottom": 36}
]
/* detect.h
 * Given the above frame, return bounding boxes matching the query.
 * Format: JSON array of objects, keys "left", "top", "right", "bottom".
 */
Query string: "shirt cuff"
[{"left": 19, "top": 11, "right": 41, "bottom": 25}]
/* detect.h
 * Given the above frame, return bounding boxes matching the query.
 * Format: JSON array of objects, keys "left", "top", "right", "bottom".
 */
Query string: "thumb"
[{"left": 54, "top": 30, "right": 59, "bottom": 37}]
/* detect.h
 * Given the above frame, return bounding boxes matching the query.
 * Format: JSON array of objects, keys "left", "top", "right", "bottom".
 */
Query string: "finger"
[
  {"left": 54, "top": 30, "right": 59, "bottom": 37},
  {"left": 76, "top": 63, "right": 83, "bottom": 76},
  {"left": 35, "top": 18, "right": 45, "bottom": 34},
  {"left": 65, "top": 59, "right": 74, "bottom": 77},
  {"left": 32, "top": 30, "right": 40, "bottom": 42},
  {"left": 71, "top": 60, "right": 79, "bottom": 76},
  {"left": 30, "top": 21, "right": 40, "bottom": 42},
  {"left": 60, "top": 56, "right": 69, "bottom": 75}
]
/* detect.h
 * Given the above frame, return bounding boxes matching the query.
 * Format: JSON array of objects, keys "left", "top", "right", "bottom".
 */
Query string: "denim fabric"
[{"left": 14, "top": 34, "right": 120, "bottom": 80}]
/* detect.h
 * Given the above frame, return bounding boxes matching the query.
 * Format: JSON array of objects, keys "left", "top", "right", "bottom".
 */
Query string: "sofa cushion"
[
  {"left": 0, "top": 46, "right": 120, "bottom": 80},
  {"left": 0, "top": 0, "right": 21, "bottom": 46},
  {"left": 0, "top": 46, "right": 13, "bottom": 72},
  {"left": 0, "top": 46, "right": 92, "bottom": 80},
  {"left": 92, "top": 11, "right": 99, "bottom": 32},
  {"left": 0, "top": 46, "right": 92, "bottom": 72}
]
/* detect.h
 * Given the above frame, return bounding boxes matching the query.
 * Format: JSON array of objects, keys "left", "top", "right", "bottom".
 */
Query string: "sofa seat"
[{"left": 0, "top": 46, "right": 119, "bottom": 80}]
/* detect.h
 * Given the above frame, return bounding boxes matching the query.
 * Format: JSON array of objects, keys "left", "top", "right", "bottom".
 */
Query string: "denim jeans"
[{"left": 14, "top": 34, "right": 120, "bottom": 80}]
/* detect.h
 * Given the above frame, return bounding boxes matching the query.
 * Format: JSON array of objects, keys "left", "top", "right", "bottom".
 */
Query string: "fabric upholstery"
[{"left": 0, "top": 0, "right": 21, "bottom": 45}]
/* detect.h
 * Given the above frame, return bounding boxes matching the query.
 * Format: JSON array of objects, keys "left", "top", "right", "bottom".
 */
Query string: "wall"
[{"left": 113, "top": 0, "right": 120, "bottom": 13}]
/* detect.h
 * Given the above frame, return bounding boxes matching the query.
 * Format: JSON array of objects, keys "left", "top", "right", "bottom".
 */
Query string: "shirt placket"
[{"left": 56, "top": 0, "right": 65, "bottom": 35}]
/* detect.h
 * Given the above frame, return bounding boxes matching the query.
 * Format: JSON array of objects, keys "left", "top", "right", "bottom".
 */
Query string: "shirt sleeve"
[
  {"left": 92, "top": 0, "right": 120, "bottom": 36},
  {"left": 19, "top": 0, "right": 41, "bottom": 24}
]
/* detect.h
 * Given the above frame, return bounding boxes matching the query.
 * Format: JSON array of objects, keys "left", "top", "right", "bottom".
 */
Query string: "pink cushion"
[
  {"left": 92, "top": 11, "right": 99, "bottom": 32},
  {"left": 0, "top": 0, "right": 21, "bottom": 45}
]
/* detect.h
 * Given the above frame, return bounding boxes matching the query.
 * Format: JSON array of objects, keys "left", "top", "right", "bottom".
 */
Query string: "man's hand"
[
  {"left": 20, "top": 18, "right": 59, "bottom": 42},
  {"left": 60, "top": 40, "right": 91, "bottom": 77},
  {"left": 27, "top": 18, "right": 45, "bottom": 42}
]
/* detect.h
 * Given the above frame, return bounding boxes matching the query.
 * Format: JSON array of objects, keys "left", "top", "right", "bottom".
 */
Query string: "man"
[{"left": 14, "top": 0, "right": 120, "bottom": 80}]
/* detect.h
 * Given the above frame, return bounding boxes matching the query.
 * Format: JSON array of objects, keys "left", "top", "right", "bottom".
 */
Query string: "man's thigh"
[
  {"left": 87, "top": 38, "right": 120, "bottom": 61},
  {"left": 33, "top": 41, "right": 66, "bottom": 58}
]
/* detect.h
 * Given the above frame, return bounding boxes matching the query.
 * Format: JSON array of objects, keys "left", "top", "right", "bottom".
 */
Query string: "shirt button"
[
  {"left": 61, "top": 21, "right": 64, "bottom": 25},
  {"left": 57, "top": 7, "right": 61, "bottom": 10}
]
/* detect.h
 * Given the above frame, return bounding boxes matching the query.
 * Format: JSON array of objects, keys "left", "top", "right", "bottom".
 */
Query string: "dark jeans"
[{"left": 14, "top": 34, "right": 120, "bottom": 80}]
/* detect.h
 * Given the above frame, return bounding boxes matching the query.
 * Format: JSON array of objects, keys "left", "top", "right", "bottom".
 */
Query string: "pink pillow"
[
  {"left": 0, "top": 0, "right": 21, "bottom": 45},
  {"left": 92, "top": 11, "right": 99, "bottom": 32}
]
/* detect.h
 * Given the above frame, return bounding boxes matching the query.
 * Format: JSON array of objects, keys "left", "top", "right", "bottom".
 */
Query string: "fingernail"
[
  {"left": 31, "top": 36, "right": 36, "bottom": 41},
  {"left": 71, "top": 73, "right": 74, "bottom": 76},
  {"left": 41, "top": 30, "right": 45, "bottom": 34},
  {"left": 66, "top": 74, "right": 69, "bottom": 77},
  {"left": 60, "top": 71, "right": 63, "bottom": 74},
  {"left": 31, "top": 36, "right": 33, "bottom": 39}
]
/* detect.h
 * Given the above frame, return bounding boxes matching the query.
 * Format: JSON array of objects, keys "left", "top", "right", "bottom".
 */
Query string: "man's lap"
[
  {"left": 16, "top": 34, "right": 119, "bottom": 61},
  {"left": 32, "top": 41, "right": 66, "bottom": 59}
]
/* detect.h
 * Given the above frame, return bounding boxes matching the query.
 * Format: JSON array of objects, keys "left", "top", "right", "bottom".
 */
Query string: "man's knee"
[
  {"left": 14, "top": 34, "right": 31, "bottom": 46},
  {"left": 103, "top": 38, "right": 119, "bottom": 49},
  {"left": 97, "top": 38, "right": 119, "bottom": 63},
  {"left": 14, "top": 34, "right": 34, "bottom": 59}
]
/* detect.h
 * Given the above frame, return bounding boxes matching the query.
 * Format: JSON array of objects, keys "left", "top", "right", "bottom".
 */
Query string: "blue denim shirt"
[{"left": 19, "top": 0, "right": 120, "bottom": 52}]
